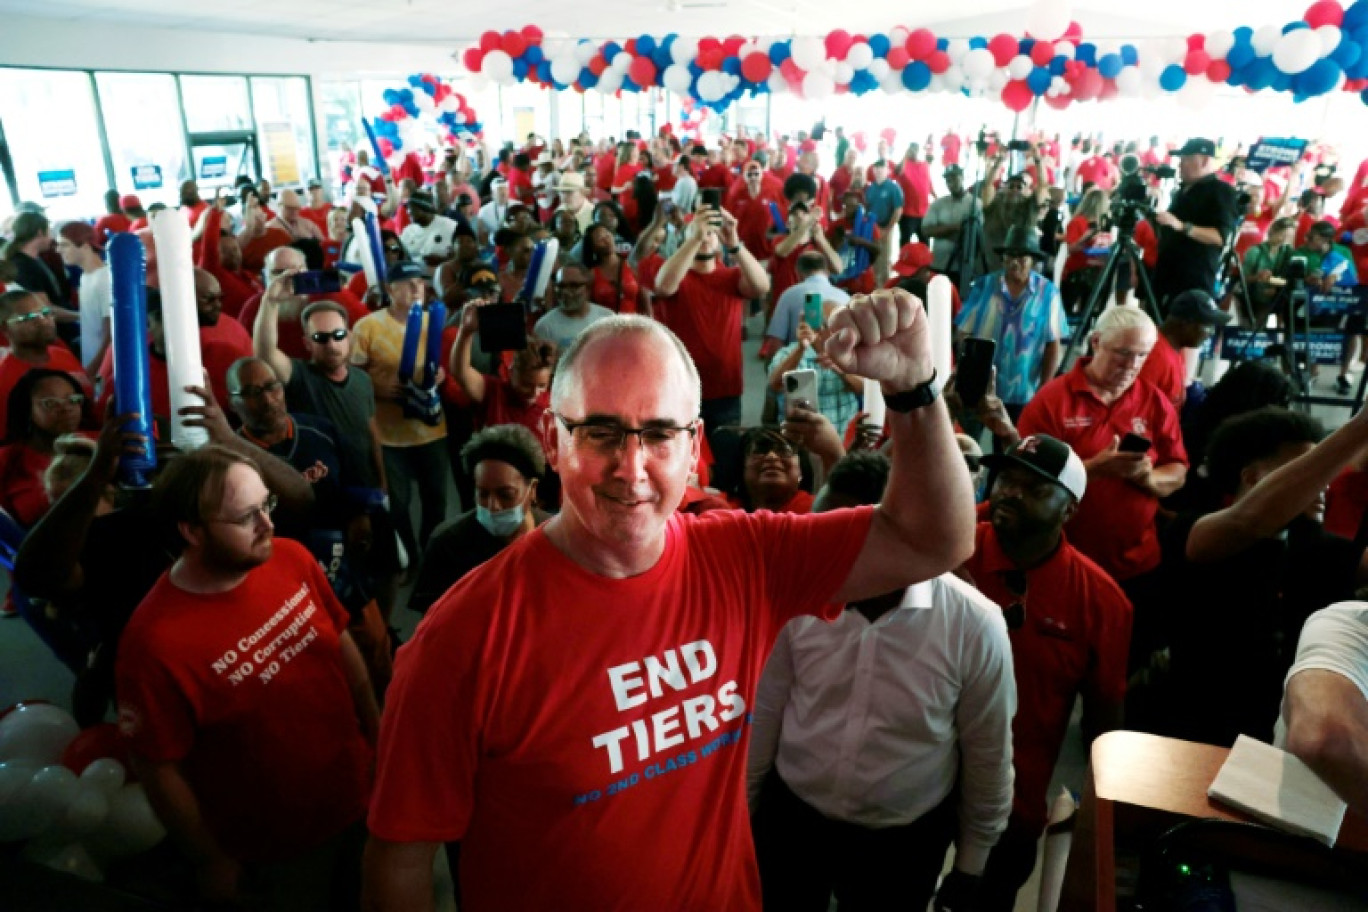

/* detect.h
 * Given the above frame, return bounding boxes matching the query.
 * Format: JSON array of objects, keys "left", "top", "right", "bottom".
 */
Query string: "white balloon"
[
  {"left": 768, "top": 70, "right": 790, "bottom": 94},
  {"left": 846, "top": 43, "right": 874, "bottom": 69},
  {"left": 881, "top": 70, "right": 904, "bottom": 94},
  {"left": 868, "top": 59, "right": 891, "bottom": 79},
  {"left": 1052, "top": 41, "right": 1075, "bottom": 60},
  {"left": 673, "top": 37, "right": 699, "bottom": 64},
  {"left": 1026, "top": 0, "right": 1072, "bottom": 40},
  {"left": 598, "top": 69, "right": 623, "bottom": 94},
  {"left": 439, "top": 94, "right": 461, "bottom": 113},
  {"left": 989, "top": 69, "right": 1009, "bottom": 90},
  {"left": 962, "top": 47, "right": 996, "bottom": 80},
  {"left": 481, "top": 49, "right": 515, "bottom": 84},
  {"left": 55, "top": 780, "right": 110, "bottom": 838},
  {"left": 942, "top": 66, "right": 966, "bottom": 92},
  {"left": 575, "top": 40, "right": 598, "bottom": 66},
  {"left": 0, "top": 704, "right": 79, "bottom": 766},
  {"left": 834, "top": 63, "right": 855, "bottom": 84},
  {"left": 802, "top": 70, "right": 835, "bottom": 99},
  {"left": 890, "top": 27, "right": 910, "bottom": 46},
  {"left": 1252, "top": 24, "right": 1281, "bottom": 56},
  {"left": 412, "top": 92, "right": 435, "bottom": 114},
  {"left": 1316, "top": 24, "right": 1342, "bottom": 55},
  {"left": 1180, "top": 77, "right": 1217, "bottom": 110},
  {"left": 1273, "top": 28, "right": 1324, "bottom": 74},
  {"left": 696, "top": 72, "right": 723, "bottom": 102},
  {"left": 22, "top": 838, "right": 104, "bottom": 882},
  {"left": 1116, "top": 66, "right": 1143, "bottom": 96},
  {"left": 87, "top": 784, "right": 166, "bottom": 858},
  {"left": 551, "top": 57, "right": 580, "bottom": 85},
  {"left": 611, "top": 51, "right": 632, "bottom": 71},
  {"left": 1206, "top": 30, "right": 1235, "bottom": 59},
  {"left": 0, "top": 765, "right": 78, "bottom": 842},
  {"left": 663, "top": 64, "right": 693, "bottom": 94},
  {"left": 946, "top": 38, "right": 971, "bottom": 63},
  {"left": 1007, "top": 54, "right": 1035, "bottom": 80},
  {"left": 1164, "top": 37, "right": 1189, "bottom": 64},
  {"left": 791, "top": 36, "right": 826, "bottom": 70},
  {"left": 79, "top": 758, "right": 126, "bottom": 796}
]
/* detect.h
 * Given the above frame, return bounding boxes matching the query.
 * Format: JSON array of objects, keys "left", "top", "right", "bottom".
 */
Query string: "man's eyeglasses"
[
  {"left": 208, "top": 493, "right": 278, "bottom": 529},
  {"left": 37, "top": 394, "right": 85, "bottom": 410},
  {"left": 7, "top": 307, "right": 52, "bottom": 325},
  {"left": 310, "top": 329, "right": 348, "bottom": 343},
  {"left": 384, "top": 245, "right": 404, "bottom": 255},
  {"left": 230, "top": 379, "right": 284, "bottom": 399},
  {"left": 555, "top": 413, "right": 698, "bottom": 458},
  {"left": 1001, "top": 568, "right": 1027, "bottom": 631}
]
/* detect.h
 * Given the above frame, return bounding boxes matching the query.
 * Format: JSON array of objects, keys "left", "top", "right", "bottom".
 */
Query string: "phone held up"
[
  {"left": 783, "top": 369, "right": 819, "bottom": 419},
  {"left": 956, "top": 337, "right": 997, "bottom": 409}
]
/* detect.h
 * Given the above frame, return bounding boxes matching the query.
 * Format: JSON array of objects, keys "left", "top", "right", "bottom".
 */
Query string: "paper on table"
[{"left": 1207, "top": 734, "right": 1347, "bottom": 847}]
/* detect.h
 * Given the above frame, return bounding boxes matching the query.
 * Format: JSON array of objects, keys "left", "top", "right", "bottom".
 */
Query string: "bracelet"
[
  {"left": 724, "top": 245, "right": 741, "bottom": 255},
  {"left": 1182, "top": 221, "right": 1193, "bottom": 237}
]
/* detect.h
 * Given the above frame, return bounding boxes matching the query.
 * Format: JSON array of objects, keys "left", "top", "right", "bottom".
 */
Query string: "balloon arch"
[{"left": 368, "top": 74, "right": 484, "bottom": 158}]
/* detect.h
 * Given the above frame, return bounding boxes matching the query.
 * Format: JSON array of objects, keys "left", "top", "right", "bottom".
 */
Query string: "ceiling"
[{"left": 0, "top": 0, "right": 1305, "bottom": 45}]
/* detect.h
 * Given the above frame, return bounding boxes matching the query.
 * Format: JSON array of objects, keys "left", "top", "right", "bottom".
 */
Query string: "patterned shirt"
[
  {"left": 768, "top": 343, "right": 860, "bottom": 438},
  {"left": 955, "top": 271, "right": 1066, "bottom": 406}
]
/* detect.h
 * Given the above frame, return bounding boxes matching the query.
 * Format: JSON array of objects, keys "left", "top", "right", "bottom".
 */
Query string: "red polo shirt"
[
  {"left": 1137, "top": 332, "right": 1187, "bottom": 411},
  {"left": 964, "top": 522, "right": 1131, "bottom": 832},
  {"left": 657, "top": 265, "right": 747, "bottom": 401},
  {"left": 726, "top": 186, "right": 784, "bottom": 260},
  {"left": 1017, "top": 359, "right": 1187, "bottom": 581},
  {"left": 768, "top": 242, "right": 817, "bottom": 308},
  {"left": 897, "top": 160, "right": 934, "bottom": 218}
]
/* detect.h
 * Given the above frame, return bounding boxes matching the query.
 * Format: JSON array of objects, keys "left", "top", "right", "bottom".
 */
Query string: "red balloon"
[
  {"left": 1072, "top": 69, "right": 1103, "bottom": 101},
  {"left": 722, "top": 35, "right": 747, "bottom": 57},
  {"left": 1002, "top": 79, "right": 1033, "bottom": 112},
  {"left": 1030, "top": 41, "right": 1055, "bottom": 66},
  {"left": 624, "top": 38, "right": 637, "bottom": 55},
  {"left": 1098, "top": 78, "right": 1119, "bottom": 101},
  {"left": 479, "top": 30, "right": 501, "bottom": 53},
  {"left": 1304, "top": 0, "right": 1345, "bottom": 28},
  {"left": 988, "top": 33, "right": 1019, "bottom": 67},
  {"left": 1207, "top": 59, "right": 1232, "bottom": 82},
  {"left": 698, "top": 37, "right": 722, "bottom": 56},
  {"left": 826, "top": 28, "right": 854, "bottom": 60},
  {"left": 696, "top": 47, "right": 725, "bottom": 70},
  {"left": 378, "top": 110, "right": 395, "bottom": 122},
  {"left": 420, "top": 73, "right": 437, "bottom": 84},
  {"left": 926, "top": 50, "right": 951, "bottom": 74},
  {"left": 434, "top": 83, "right": 451, "bottom": 102},
  {"left": 521, "top": 24, "right": 543, "bottom": 45},
  {"left": 1064, "top": 20, "right": 1083, "bottom": 40},
  {"left": 61, "top": 723, "right": 130, "bottom": 774},
  {"left": 630, "top": 57, "right": 657, "bottom": 86},
  {"left": 1187, "top": 33, "right": 1206, "bottom": 51},
  {"left": 906, "top": 28, "right": 937, "bottom": 61},
  {"left": 1185, "top": 50, "right": 1211, "bottom": 76},
  {"left": 378, "top": 138, "right": 394, "bottom": 157},
  {"left": 1045, "top": 93, "right": 1072, "bottom": 110},
  {"left": 887, "top": 47, "right": 911, "bottom": 69},
  {"left": 742, "top": 52, "right": 773, "bottom": 83},
  {"left": 462, "top": 47, "right": 484, "bottom": 73},
  {"left": 502, "top": 30, "right": 527, "bottom": 58},
  {"left": 389, "top": 104, "right": 408, "bottom": 120},
  {"left": 589, "top": 55, "right": 608, "bottom": 76},
  {"left": 780, "top": 58, "right": 803, "bottom": 81}
]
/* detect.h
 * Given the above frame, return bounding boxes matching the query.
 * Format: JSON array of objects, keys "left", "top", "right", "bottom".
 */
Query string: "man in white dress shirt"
[{"left": 748, "top": 450, "right": 1016, "bottom": 912}]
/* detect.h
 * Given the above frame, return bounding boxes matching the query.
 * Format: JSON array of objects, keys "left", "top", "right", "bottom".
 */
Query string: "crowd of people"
[{"left": 0, "top": 119, "right": 1367, "bottom": 912}]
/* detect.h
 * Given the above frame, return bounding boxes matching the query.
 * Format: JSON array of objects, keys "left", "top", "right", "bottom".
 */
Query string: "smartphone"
[
  {"left": 956, "top": 337, "right": 997, "bottom": 409},
  {"left": 701, "top": 188, "right": 722, "bottom": 210},
  {"left": 292, "top": 269, "right": 342, "bottom": 296},
  {"left": 802, "top": 293, "right": 824, "bottom": 330},
  {"left": 1118, "top": 432, "right": 1152, "bottom": 454},
  {"left": 783, "top": 369, "right": 819, "bottom": 417},
  {"left": 661, "top": 196, "right": 676, "bottom": 215},
  {"left": 477, "top": 303, "right": 529, "bottom": 353},
  {"left": 862, "top": 378, "right": 886, "bottom": 431}
]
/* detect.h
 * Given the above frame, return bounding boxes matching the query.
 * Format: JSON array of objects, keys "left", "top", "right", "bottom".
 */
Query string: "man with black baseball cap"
[
  {"left": 1152, "top": 137, "right": 1240, "bottom": 305},
  {"left": 922, "top": 163, "right": 983, "bottom": 285},
  {"left": 401, "top": 189, "right": 459, "bottom": 276},
  {"left": 1140, "top": 288, "right": 1231, "bottom": 409},
  {"left": 965, "top": 433, "right": 1133, "bottom": 912}
]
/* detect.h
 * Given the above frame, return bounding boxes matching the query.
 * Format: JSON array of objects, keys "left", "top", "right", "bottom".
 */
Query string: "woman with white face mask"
[{"left": 408, "top": 423, "right": 548, "bottom": 615}]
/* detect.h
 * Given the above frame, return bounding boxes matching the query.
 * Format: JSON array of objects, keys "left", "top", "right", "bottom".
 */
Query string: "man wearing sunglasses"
[
  {"left": 0, "top": 289, "right": 93, "bottom": 433},
  {"left": 963, "top": 433, "right": 1132, "bottom": 912},
  {"left": 366, "top": 289, "right": 975, "bottom": 911}
]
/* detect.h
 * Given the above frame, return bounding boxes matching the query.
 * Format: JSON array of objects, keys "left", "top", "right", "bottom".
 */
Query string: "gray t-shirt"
[
  {"left": 923, "top": 192, "right": 983, "bottom": 271},
  {"left": 285, "top": 358, "right": 380, "bottom": 488},
  {"left": 533, "top": 304, "right": 615, "bottom": 351}
]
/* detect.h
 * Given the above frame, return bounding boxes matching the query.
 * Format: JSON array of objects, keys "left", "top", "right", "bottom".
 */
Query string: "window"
[
  {"left": 180, "top": 76, "right": 252, "bottom": 133},
  {"left": 250, "top": 76, "right": 316, "bottom": 188},
  {"left": 0, "top": 68, "right": 108, "bottom": 220},
  {"left": 96, "top": 72, "right": 189, "bottom": 209}
]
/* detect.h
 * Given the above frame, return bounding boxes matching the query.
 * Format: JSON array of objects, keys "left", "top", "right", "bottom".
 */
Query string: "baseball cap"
[
  {"left": 406, "top": 190, "right": 437, "bottom": 213},
  {"left": 386, "top": 261, "right": 426, "bottom": 282},
  {"left": 58, "top": 220, "right": 101, "bottom": 252},
  {"left": 892, "top": 242, "right": 933, "bottom": 278},
  {"left": 1172, "top": 137, "right": 1216, "bottom": 158},
  {"left": 1168, "top": 289, "right": 1232, "bottom": 325},
  {"left": 943, "top": 164, "right": 964, "bottom": 177},
  {"left": 467, "top": 267, "right": 500, "bottom": 289},
  {"left": 982, "top": 434, "right": 1087, "bottom": 502},
  {"left": 119, "top": 194, "right": 143, "bottom": 210}
]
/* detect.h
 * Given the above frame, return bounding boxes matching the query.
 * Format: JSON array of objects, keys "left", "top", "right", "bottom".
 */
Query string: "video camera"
[{"left": 1111, "top": 154, "right": 1156, "bottom": 233}]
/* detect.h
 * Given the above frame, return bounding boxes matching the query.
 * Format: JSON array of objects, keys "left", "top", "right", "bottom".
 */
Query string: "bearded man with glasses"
[{"left": 365, "top": 290, "right": 975, "bottom": 912}]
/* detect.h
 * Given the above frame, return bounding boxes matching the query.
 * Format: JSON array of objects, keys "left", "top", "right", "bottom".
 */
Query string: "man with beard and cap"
[
  {"left": 980, "top": 154, "right": 1049, "bottom": 273},
  {"left": 115, "top": 445, "right": 379, "bottom": 911},
  {"left": 749, "top": 450, "right": 1014, "bottom": 912},
  {"left": 400, "top": 190, "right": 459, "bottom": 275},
  {"left": 963, "top": 433, "right": 1132, "bottom": 912}
]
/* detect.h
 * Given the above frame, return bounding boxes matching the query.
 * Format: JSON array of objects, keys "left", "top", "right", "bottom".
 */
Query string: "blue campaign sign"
[
  {"left": 200, "top": 155, "right": 228, "bottom": 179},
  {"left": 1221, "top": 326, "right": 1345, "bottom": 365},
  {"left": 37, "top": 169, "right": 77, "bottom": 198},
  {"left": 1246, "top": 137, "right": 1308, "bottom": 174},
  {"left": 131, "top": 164, "right": 163, "bottom": 190},
  {"left": 1309, "top": 286, "right": 1368, "bottom": 318}
]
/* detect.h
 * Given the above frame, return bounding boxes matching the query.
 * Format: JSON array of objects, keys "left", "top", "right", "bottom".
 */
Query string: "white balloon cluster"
[{"left": 0, "top": 705, "right": 167, "bottom": 880}]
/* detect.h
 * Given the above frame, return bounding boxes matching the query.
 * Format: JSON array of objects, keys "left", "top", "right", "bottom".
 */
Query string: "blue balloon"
[
  {"left": 603, "top": 41, "right": 621, "bottom": 59},
  {"left": 1233, "top": 26, "right": 1254, "bottom": 42},
  {"left": 391, "top": 137, "right": 404, "bottom": 150},
  {"left": 654, "top": 47, "right": 673, "bottom": 69},
  {"left": 637, "top": 35, "right": 657, "bottom": 56},
  {"left": 1121, "top": 44, "right": 1138, "bottom": 65},
  {"left": 1245, "top": 57, "right": 1277, "bottom": 90},
  {"left": 382, "top": 89, "right": 399, "bottom": 105},
  {"left": 420, "top": 81, "right": 436, "bottom": 96},
  {"left": 969, "top": 36, "right": 988, "bottom": 49},
  {"left": 403, "top": 102, "right": 419, "bottom": 118},
  {"left": 770, "top": 40, "right": 791, "bottom": 64},
  {"left": 1027, "top": 66, "right": 1052, "bottom": 95},
  {"left": 407, "top": 75, "right": 423, "bottom": 88},
  {"left": 722, "top": 57, "right": 741, "bottom": 75},
  {"left": 1296, "top": 57, "right": 1342, "bottom": 95},
  {"left": 1347, "top": 0, "right": 1368, "bottom": 29},
  {"left": 1332, "top": 39, "right": 1362, "bottom": 69},
  {"left": 513, "top": 58, "right": 529, "bottom": 79},
  {"left": 868, "top": 34, "right": 890, "bottom": 57},
  {"left": 581, "top": 69, "right": 599, "bottom": 88},
  {"left": 397, "top": 88, "right": 413, "bottom": 102},
  {"left": 902, "top": 61, "right": 932, "bottom": 91},
  {"left": 663, "top": 33, "right": 677, "bottom": 50},
  {"left": 1362, "top": 86, "right": 1368, "bottom": 104},
  {"left": 525, "top": 45, "right": 544, "bottom": 65},
  {"left": 1272, "top": 70, "right": 1293, "bottom": 92},
  {"left": 1019, "top": 38, "right": 1036, "bottom": 54},
  {"left": 1282, "top": 20, "right": 1310, "bottom": 34},
  {"left": 1159, "top": 64, "right": 1187, "bottom": 92},
  {"left": 1098, "top": 53, "right": 1123, "bottom": 78},
  {"left": 1049, "top": 56, "right": 1067, "bottom": 76},
  {"left": 1227, "top": 40, "right": 1256, "bottom": 69},
  {"left": 936, "top": 37, "right": 949, "bottom": 51},
  {"left": 851, "top": 70, "right": 879, "bottom": 94},
  {"left": 688, "top": 61, "right": 703, "bottom": 77},
  {"left": 622, "top": 77, "right": 637, "bottom": 93},
  {"left": 1076, "top": 43, "right": 1097, "bottom": 66}
]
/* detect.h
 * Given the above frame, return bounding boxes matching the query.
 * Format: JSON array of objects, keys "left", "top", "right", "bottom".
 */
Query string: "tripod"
[
  {"left": 1056, "top": 216, "right": 1162, "bottom": 374},
  {"left": 1215, "top": 224, "right": 1257, "bottom": 327},
  {"left": 946, "top": 207, "right": 991, "bottom": 301}
]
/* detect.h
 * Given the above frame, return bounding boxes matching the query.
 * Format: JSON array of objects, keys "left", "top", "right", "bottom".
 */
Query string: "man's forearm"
[
  {"left": 252, "top": 299, "right": 292, "bottom": 381},
  {"left": 1040, "top": 340, "right": 1063, "bottom": 383},
  {"left": 13, "top": 470, "right": 105, "bottom": 597},
  {"left": 134, "top": 758, "right": 228, "bottom": 865},
  {"left": 369, "top": 418, "right": 388, "bottom": 492},
  {"left": 363, "top": 839, "right": 438, "bottom": 912},
  {"left": 772, "top": 229, "right": 808, "bottom": 259},
  {"left": 220, "top": 433, "right": 315, "bottom": 516},
  {"left": 450, "top": 330, "right": 486, "bottom": 403},
  {"left": 810, "top": 230, "right": 843, "bottom": 273},
  {"left": 768, "top": 347, "right": 807, "bottom": 391},
  {"left": 1137, "top": 463, "right": 1186, "bottom": 498},
  {"left": 654, "top": 238, "right": 701, "bottom": 296},
  {"left": 887, "top": 398, "right": 975, "bottom": 557},
  {"left": 734, "top": 246, "right": 771, "bottom": 298}
]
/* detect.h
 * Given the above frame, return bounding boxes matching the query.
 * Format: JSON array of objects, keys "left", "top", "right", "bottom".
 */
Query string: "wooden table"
[{"left": 1059, "top": 730, "right": 1368, "bottom": 912}]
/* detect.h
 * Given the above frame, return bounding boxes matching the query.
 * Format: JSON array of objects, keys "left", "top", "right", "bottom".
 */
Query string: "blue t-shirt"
[{"left": 864, "top": 180, "right": 905, "bottom": 228}]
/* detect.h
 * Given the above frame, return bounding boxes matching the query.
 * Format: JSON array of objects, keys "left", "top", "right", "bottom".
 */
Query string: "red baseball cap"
[
  {"left": 119, "top": 194, "right": 143, "bottom": 210},
  {"left": 892, "top": 242, "right": 933, "bottom": 278}
]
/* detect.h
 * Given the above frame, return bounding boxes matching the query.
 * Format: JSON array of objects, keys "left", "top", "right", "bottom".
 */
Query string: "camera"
[
  {"left": 1284, "top": 256, "right": 1308, "bottom": 282},
  {"left": 1007, "top": 139, "right": 1032, "bottom": 153},
  {"left": 975, "top": 129, "right": 991, "bottom": 156}
]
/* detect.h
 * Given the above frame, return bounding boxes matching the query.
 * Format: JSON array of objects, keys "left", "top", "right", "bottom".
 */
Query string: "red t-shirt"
[
  {"left": 116, "top": 539, "right": 372, "bottom": 863},
  {"left": 964, "top": 522, "right": 1131, "bottom": 831},
  {"left": 476, "top": 376, "right": 548, "bottom": 436},
  {"left": 1076, "top": 156, "right": 1116, "bottom": 191},
  {"left": 658, "top": 266, "right": 748, "bottom": 401},
  {"left": 95, "top": 335, "right": 243, "bottom": 429},
  {"left": 897, "top": 161, "right": 934, "bottom": 218},
  {"left": 1136, "top": 332, "right": 1187, "bottom": 411},
  {"left": 724, "top": 489, "right": 814, "bottom": 513},
  {"left": 1325, "top": 466, "right": 1368, "bottom": 540},
  {"left": 589, "top": 262, "right": 641, "bottom": 315},
  {"left": 1132, "top": 219, "right": 1159, "bottom": 269},
  {"left": 0, "top": 347, "right": 93, "bottom": 434},
  {"left": 237, "top": 291, "right": 370, "bottom": 361},
  {"left": 1017, "top": 359, "right": 1188, "bottom": 581},
  {"left": 0, "top": 443, "right": 53, "bottom": 528},
  {"left": 300, "top": 206, "right": 331, "bottom": 237},
  {"left": 726, "top": 187, "right": 783, "bottom": 260},
  {"left": 1294, "top": 210, "right": 1320, "bottom": 249},
  {"left": 368, "top": 507, "right": 873, "bottom": 911},
  {"left": 1063, "top": 215, "right": 1100, "bottom": 277},
  {"left": 200, "top": 315, "right": 254, "bottom": 361},
  {"left": 94, "top": 213, "right": 133, "bottom": 242},
  {"left": 941, "top": 134, "right": 962, "bottom": 166},
  {"left": 700, "top": 163, "right": 735, "bottom": 192},
  {"left": 828, "top": 166, "right": 855, "bottom": 205},
  {"left": 196, "top": 207, "right": 263, "bottom": 320},
  {"left": 768, "top": 243, "right": 815, "bottom": 308},
  {"left": 594, "top": 154, "right": 617, "bottom": 194}
]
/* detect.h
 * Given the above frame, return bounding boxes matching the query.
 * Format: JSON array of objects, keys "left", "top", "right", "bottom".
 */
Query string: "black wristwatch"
[
  {"left": 724, "top": 244, "right": 741, "bottom": 255},
  {"left": 883, "top": 370, "right": 940, "bottom": 413}
]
